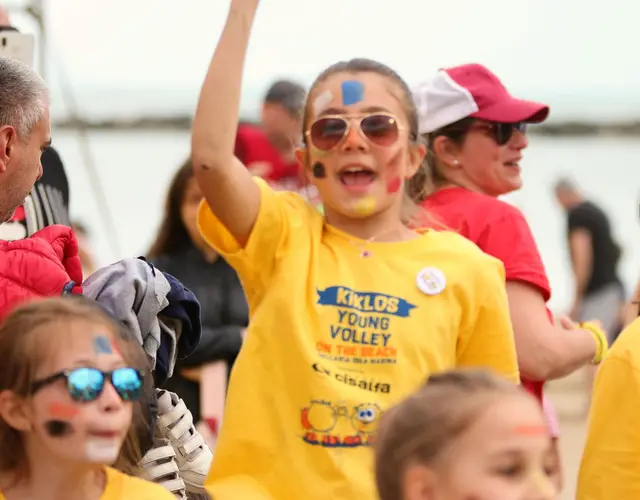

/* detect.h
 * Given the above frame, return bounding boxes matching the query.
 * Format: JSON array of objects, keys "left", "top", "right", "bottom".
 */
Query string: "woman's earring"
[{"left": 452, "top": 159, "right": 460, "bottom": 166}]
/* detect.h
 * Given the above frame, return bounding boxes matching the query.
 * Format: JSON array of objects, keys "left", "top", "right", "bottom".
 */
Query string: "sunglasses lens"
[
  {"left": 310, "top": 117, "right": 347, "bottom": 151},
  {"left": 112, "top": 368, "right": 143, "bottom": 401},
  {"left": 361, "top": 114, "right": 399, "bottom": 146},
  {"left": 67, "top": 368, "right": 104, "bottom": 402},
  {"left": 496, "top": 122, "right": 527, "bottom": 145}
]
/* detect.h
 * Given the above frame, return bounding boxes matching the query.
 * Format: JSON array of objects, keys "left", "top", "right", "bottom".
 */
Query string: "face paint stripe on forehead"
[
  {"left": 313, "top": 90, "right": 333, "bottom": 115},
  {"left": 93, "top": 335, "right": 112, "bottom": 355},
  {"left": 341, "top": 81, "right": 364, "bottom": 106}
]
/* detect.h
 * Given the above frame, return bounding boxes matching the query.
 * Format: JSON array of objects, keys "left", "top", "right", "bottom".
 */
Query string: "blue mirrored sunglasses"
[{"left": 30, "top": 367, "right": 144, "bottom": 403}]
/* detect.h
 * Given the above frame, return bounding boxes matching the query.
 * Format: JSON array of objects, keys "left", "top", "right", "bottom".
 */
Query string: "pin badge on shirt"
[{"left": 416, "top": 267, "right": 446, "bottom": 296}]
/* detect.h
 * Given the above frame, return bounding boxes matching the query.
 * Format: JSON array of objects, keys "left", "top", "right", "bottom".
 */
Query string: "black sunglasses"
[
  {"left": 472, "top": 121, "right": 528, "bottom": 145},
  {"left": 30, "top": 367, "right": 144, "bottom": 403}
]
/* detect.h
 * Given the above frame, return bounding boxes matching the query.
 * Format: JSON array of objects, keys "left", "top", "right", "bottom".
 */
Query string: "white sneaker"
[
  {"left": 156, "top": 390, "right": 213, "bottom": 494},
  {"left": 139, "top": 437, "right": 188, "bottom": 499}
]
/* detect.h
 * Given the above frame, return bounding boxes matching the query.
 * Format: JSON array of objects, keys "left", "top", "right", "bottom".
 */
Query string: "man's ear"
[{"left": 0, "top": 125, "right": 17, "bottom": 174}]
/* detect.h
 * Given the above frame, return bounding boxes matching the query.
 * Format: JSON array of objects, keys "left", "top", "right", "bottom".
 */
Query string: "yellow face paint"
[{"left": 354, "top": 197, "right": 376, "bottom": 216}]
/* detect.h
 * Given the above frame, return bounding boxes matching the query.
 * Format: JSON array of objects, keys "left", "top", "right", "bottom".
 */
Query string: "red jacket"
[{"left": 0, "top": 225, "right": 83, "bottom": 322}]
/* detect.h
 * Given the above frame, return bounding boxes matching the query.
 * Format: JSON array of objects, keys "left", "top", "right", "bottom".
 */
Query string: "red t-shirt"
[
  {"left": 423, "top": 187, "right": 552, "bottom": 403},
  {"left": 235, "top": 124, "right": 302, "bottom": 190}
]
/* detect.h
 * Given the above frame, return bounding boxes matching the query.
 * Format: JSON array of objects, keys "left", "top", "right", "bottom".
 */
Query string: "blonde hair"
[
  {"left": 0, "top": 297, "right": 148, "bottom": 484},
  {"left": 374, "top": 369, "right": 523, "bottom": 500}
]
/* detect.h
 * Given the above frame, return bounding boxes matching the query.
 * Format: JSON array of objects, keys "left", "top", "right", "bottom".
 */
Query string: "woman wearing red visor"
[{"left": 414, "top": 63, "right": 608, "bottom": 490}]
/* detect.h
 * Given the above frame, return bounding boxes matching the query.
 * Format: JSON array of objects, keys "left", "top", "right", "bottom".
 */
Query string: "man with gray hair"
[{"left": 0, "top": 55, "right": 51, "bottom": 223}]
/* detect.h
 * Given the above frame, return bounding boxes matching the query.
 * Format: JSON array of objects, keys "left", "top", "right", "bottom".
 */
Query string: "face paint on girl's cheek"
[
  {"left": 341, "top": 81, "right": 364, "bottom": 106},
  {"left": 514, "top": 425, "right": 548, "bottom": 436},
  {"left": 354, "top": 197, "right": 377, "bottom": 216},
  {"left": 47, "top": 401, "right": 80, "bottom": 419},
  {"left": 93, "top": 335, "right": 112, "bottom": 355},
  {"left": 44, "top": 420, "right": 73, "bottom": 437},
  {"left": 313, "top": 90, "right": 333, "bottom": 115},
  {"left": 386, "top": 177, "right": 402, "bottom": 194},
  {"left": 85, "top": 438, "right": 120, "bottom": 463},
  {"left": 312, "top": 162, "right": 326, "bottom": 179}
]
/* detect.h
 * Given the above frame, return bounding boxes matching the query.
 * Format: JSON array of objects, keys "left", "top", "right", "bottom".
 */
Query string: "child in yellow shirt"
[{"left": 192, "top": 1, "right": 520, "bottom": 498}]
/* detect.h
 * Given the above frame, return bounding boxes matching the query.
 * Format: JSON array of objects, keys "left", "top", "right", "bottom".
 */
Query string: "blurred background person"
[
  {"left": 147, "top": 159, "right": 248, "bottom": 441},
  {"left": 554, "top": 178, "right": 625, "bottom": 343},
  {"left": 235, "top": 79, "right": 306, "bottom": 191}
]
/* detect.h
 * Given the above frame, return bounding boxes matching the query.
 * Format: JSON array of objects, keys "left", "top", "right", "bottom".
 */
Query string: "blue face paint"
[
  {"left": 341, "top": 80, "right": 364, "bottom": 106},
  {"left": 93, "top": 335, "right": 112, "bottom": 355}
]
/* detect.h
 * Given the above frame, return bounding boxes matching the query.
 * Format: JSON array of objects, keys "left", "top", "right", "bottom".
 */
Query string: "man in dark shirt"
[{"left": 555, "top": 178, "right": 624, "bottom": 343}]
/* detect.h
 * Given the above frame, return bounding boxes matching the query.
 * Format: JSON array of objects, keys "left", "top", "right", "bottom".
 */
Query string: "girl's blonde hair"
[
  {"left": 374, "top": 369, "right": 523, "bottom": 500},
  {"left": 0, "top": 296, "right": 149, "bottom": 484}
]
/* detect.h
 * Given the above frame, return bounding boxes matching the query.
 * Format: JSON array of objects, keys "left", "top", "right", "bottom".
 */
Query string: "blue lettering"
[{"left": 329, "top": 326, "right": 391, "bottom": 346}]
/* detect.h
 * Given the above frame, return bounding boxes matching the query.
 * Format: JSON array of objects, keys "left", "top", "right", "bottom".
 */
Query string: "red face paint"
[
  {"left": 47, "top": 401, "right": 80, "bottom": 419},
  {"left": 386, "top": 177, "right": 401, "bottom": 193},
  {"left": 514, "top": 425, "right": 548, "bottom": 436}
]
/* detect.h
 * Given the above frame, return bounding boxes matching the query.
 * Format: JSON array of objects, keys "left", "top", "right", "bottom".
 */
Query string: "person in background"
[
  {"left": 577, "top": 314, "right": 640, "bottom": 499},
  {"left": 235, "top": 78, "right": 306, "bottom": 191},
  {"left": 554, "top": 178, "right": 625, "bottom": 343},
  {"left": 148, "top": 159, "right": 249, "bottom": 437},
  {"left": 415, "top": 63, "right": 609, "bottom": 491},
  {"left": 0, "top": 6, "right": 71, "bottom": 242},
  {"left": 375, "top": 369, "right": 557, "bottom": 500}
]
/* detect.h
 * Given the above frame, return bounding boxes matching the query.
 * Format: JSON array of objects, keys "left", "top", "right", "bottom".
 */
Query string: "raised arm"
[{"left": 191, "top": 0, "right": 261, "bottom": 246}]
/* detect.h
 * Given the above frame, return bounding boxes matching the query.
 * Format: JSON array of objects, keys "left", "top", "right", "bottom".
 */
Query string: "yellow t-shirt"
[
  {"left": 0, "top": 467, "right": 175, "bottom": 499},
  {"left": 577, "top": 317, "right": 640, "bottom": 500},
  {"left": 200, "top": 179, "right": 519, "bottom": 500}
]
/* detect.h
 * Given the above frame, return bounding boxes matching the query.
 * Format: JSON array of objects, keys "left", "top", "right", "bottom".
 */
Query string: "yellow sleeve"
[
  {"left": 577, "top": 355, "right": 640, "bottom": 500},
  {"left": 456, "top": 255, "right": 519, "bottom": 383},
  {"left": 197, "top": 177, "right": 313, "bottom": 302}
]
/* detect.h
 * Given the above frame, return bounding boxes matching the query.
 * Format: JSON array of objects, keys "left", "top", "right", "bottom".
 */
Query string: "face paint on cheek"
[
  {"left": 44, "top": 420, "right": 73, "bottom": 437},
  {"left": 47, "top": 401, "right": 80, "bottom": 419},
  {"left": 514, "top": 425, "right": 548, "bottom": 436},
  {"left": 93, "top": 335, "right": 112, "bottom": 355},
  {"left": 312, "top": 162, "right": 326, "bottom": 179},
  {"left": 341, "top": 81, "right": 364, "bottom": 106},
  {"left": 85, "top": 438, "right": 120, "bottom": 464},
  {"left": 313, "top": 90, "right": 333, "bottom": 115},
  {"left": 354, "top": 197, "right": 377, "bottom": 216},
  {"left": 386, "top": 177, "right": 402, "bottom": 194}
]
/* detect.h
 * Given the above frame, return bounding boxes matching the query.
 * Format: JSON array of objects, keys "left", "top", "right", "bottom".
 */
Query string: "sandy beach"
[{"left": 546, "top": 369, "right": 591, "bottom": 500}]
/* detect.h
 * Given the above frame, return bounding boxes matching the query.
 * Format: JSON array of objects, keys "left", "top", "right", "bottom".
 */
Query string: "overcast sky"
[{"left": 5, "top": 0, "right": 637, "bottom": 119}]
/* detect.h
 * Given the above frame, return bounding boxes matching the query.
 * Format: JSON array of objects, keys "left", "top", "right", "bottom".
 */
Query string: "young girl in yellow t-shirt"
[
  {"left": 192, "top": 1, "right": 520, "bottom": 498},
  {"left": 0, "top": 297, "right": 175, "bottom": 500}
]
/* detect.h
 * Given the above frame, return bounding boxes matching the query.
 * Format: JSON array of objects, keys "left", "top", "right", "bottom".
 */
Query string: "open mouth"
[
  {"left": 338, "top": 166, "right": 376, "bottom": 187},
  {"left": 89, "top": 430, "right": 119, "bottom": 439},
  {"left": 504, "top": 159, "right": 521, "bottom": 168}
]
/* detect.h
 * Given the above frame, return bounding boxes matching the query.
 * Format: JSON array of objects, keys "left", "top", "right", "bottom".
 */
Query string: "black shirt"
[
  {"left": 152, "top": 245, "right": 249, "bottom": 421},
  {"left": 567, "top": 201, "right": 621, "bottom": 294},
  {"left": 0, "top": 146, "right": 70, "bottom": 240}
]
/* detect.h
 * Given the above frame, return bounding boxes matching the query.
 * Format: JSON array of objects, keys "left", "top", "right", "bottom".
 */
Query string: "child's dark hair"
[
  {"left": 0, "top": 296, "right": 149, "bottom": 485},
  {"left": 374, "top": 369, "right": 523, "bottom": 500},
  {"left": 302, "top": 58, "right": 432, "bottom": 223}
]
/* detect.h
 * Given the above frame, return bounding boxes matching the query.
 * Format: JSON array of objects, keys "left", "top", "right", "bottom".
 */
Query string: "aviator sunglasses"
[
  {"left": 306, "top": 112, "right": 405, "bottom": 152},
  {"left": 470, "top": 121, "right": 528, "bottom": 146},
  {"left": 30, "top": 367, "right": 144, "bottom": 403}
]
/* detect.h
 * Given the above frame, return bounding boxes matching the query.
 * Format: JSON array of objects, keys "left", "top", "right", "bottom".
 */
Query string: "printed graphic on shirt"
[
  {"left": 300, "top": 399, "right": 382, "bottom": 448},
  {"left": 315, "top": 286, "right": 416, "bottom": 365},
  {"left": 311, "top": 362, "right": 391, "bottom": 394}
]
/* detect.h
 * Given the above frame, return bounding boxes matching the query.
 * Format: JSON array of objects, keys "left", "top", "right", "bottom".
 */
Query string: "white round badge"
[{"left": 416, "top": 267, "right": 446, "bottom": 296}]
